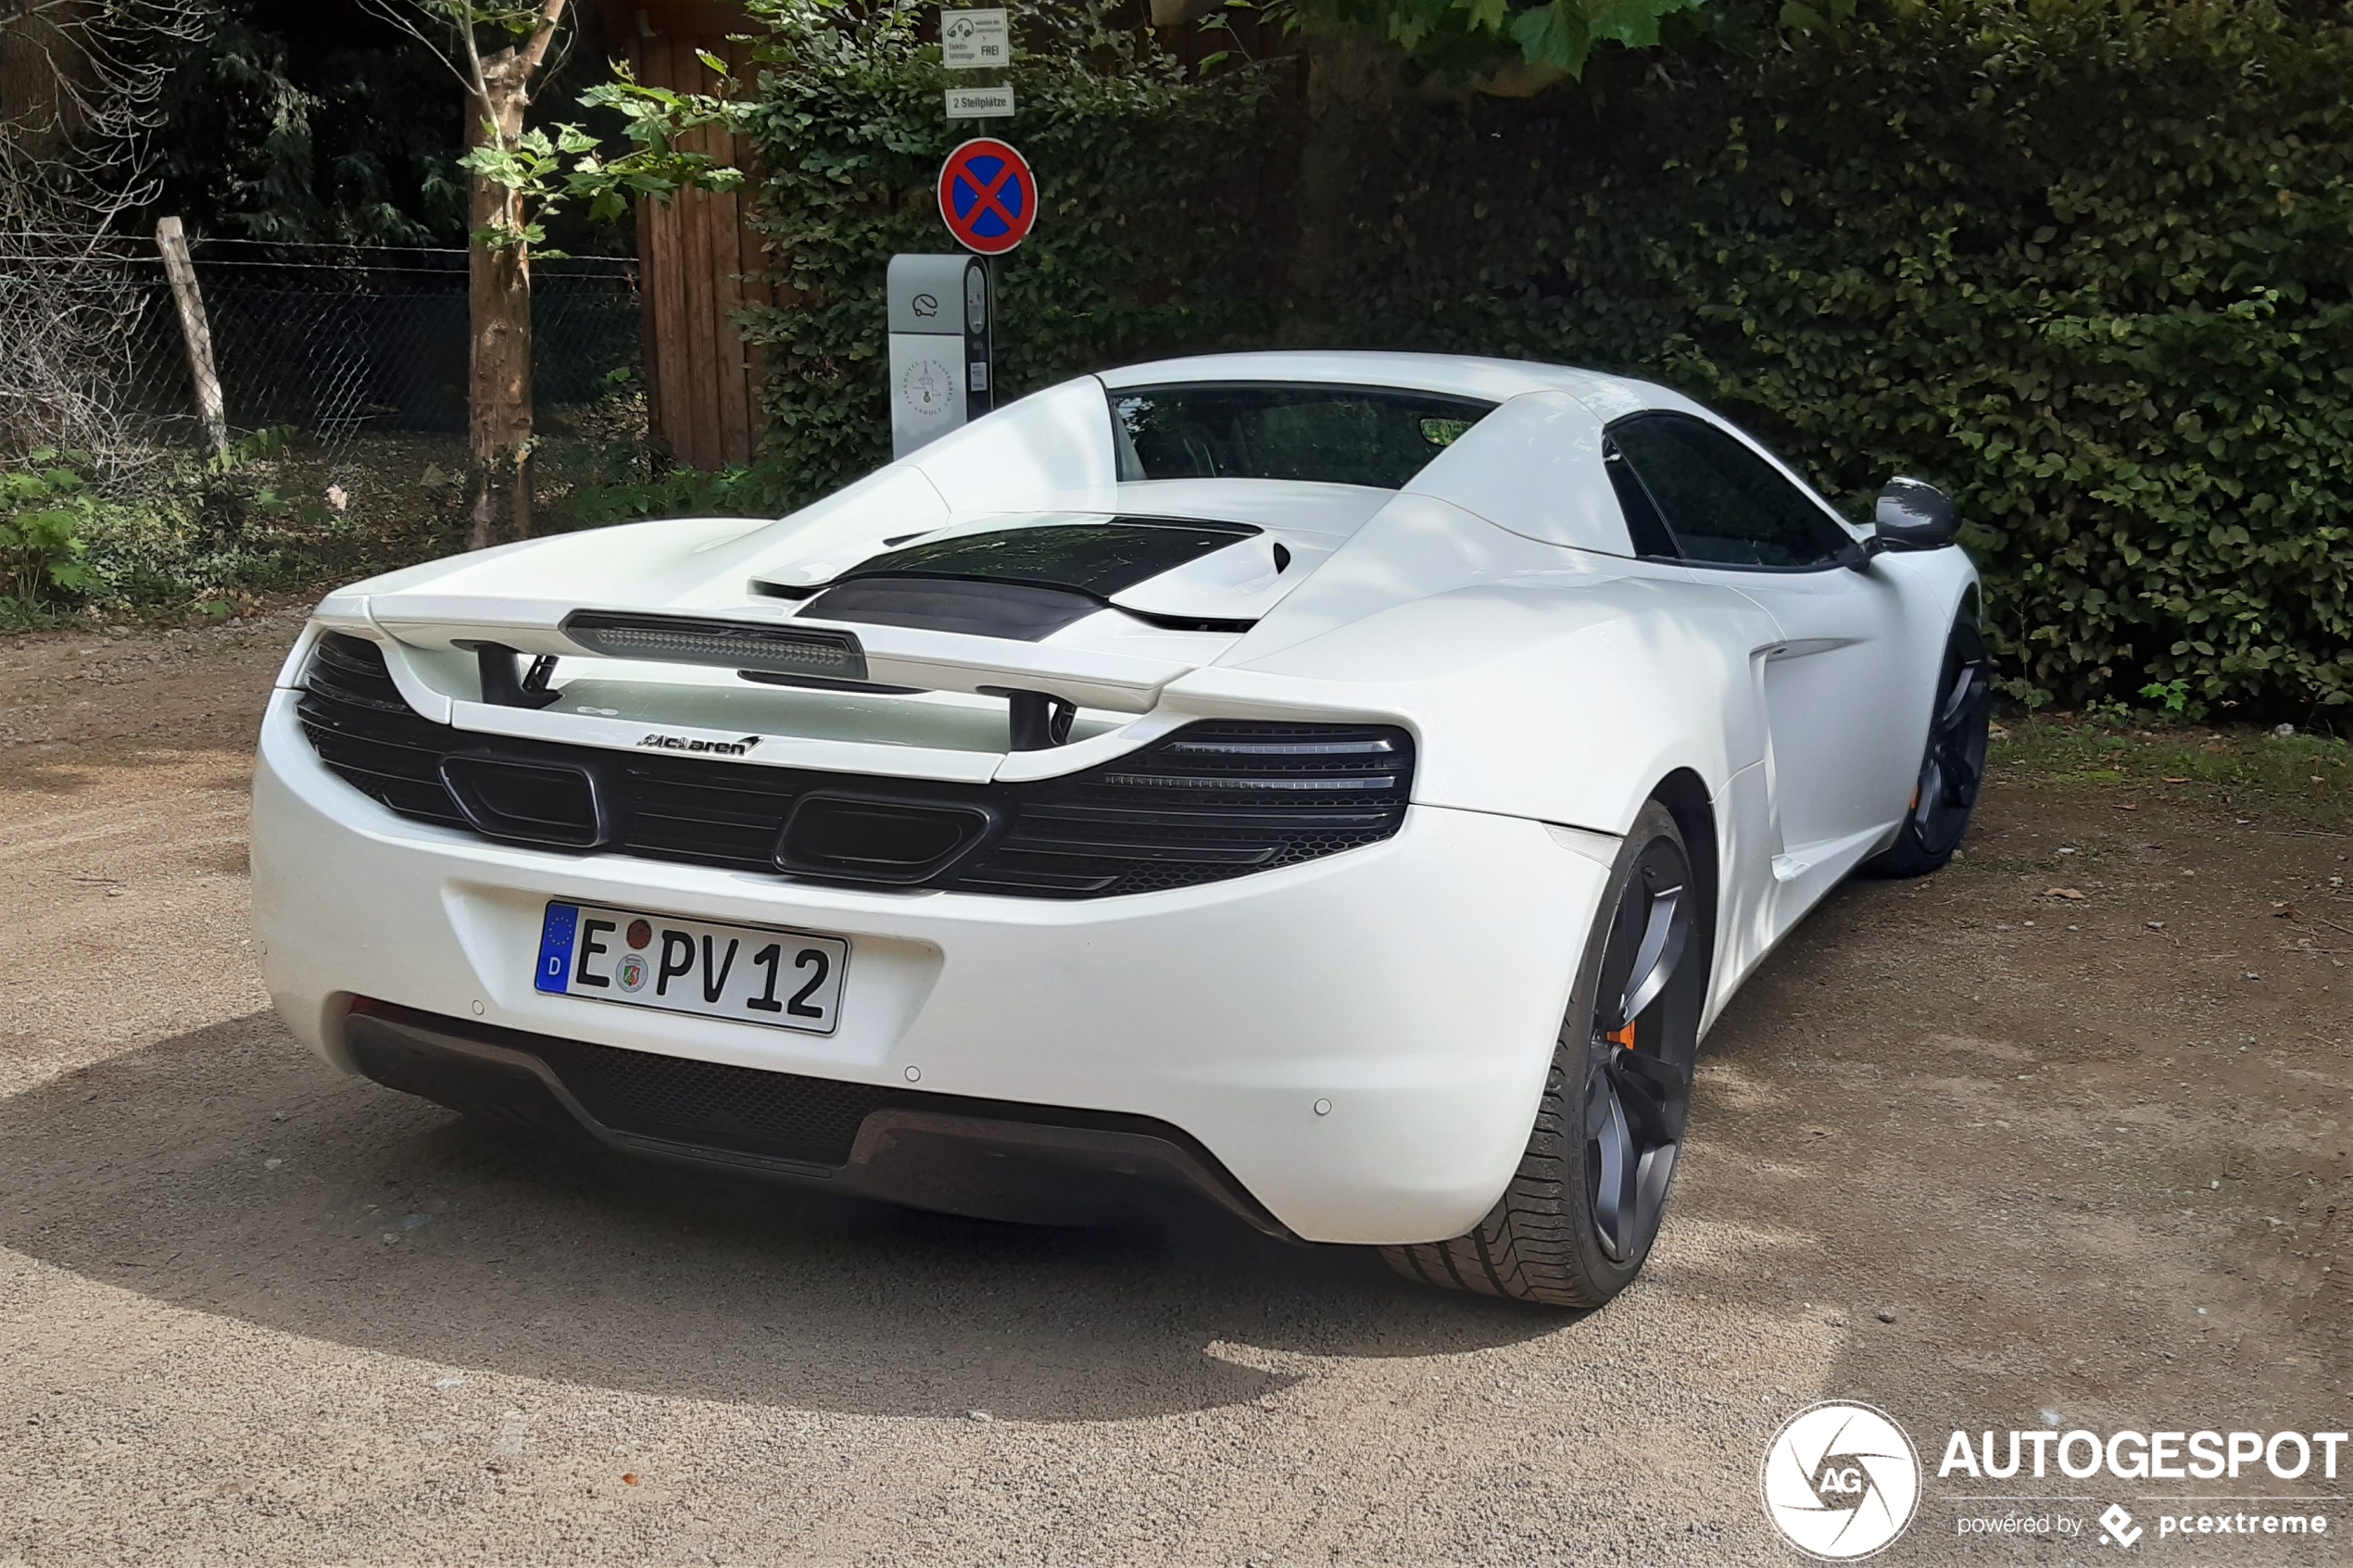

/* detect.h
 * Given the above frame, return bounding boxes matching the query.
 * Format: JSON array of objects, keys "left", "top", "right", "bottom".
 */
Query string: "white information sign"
[
  {"left": 940, "top": 8, "right": 1010, "bottom": 69},
  {"left": 944, "top": 84, "right": 1016, "bottom": 119}
]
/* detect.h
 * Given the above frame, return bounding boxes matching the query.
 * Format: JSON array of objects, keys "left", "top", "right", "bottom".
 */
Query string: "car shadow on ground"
[{"left": 0, "top": 1010, "right": 1571, "bottom": 1424}]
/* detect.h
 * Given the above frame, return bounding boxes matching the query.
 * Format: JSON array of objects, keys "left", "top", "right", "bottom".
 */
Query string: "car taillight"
[{"left": 955, "top": 721, "right": 1415, "bottom": 897}]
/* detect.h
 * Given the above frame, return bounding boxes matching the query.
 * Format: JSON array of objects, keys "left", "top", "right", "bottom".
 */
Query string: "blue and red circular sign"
[{"left": 937, "top": 137, "right": 1037, "bottom": 256}]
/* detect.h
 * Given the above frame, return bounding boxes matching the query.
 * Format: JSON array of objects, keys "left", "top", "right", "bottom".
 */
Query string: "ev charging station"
[
  {"left": 887, "top": 253, "right": 993, "bottom": 458},
  {"left": 887, "top": 130, "right": 1035, "bottom": 457}
]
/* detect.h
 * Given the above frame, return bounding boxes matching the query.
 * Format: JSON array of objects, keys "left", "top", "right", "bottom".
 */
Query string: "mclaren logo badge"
[{"left": 637, "top": 732, "right": 763, "bottom": 757}]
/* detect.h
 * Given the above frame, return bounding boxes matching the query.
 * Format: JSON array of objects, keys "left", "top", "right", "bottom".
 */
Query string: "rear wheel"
[
  {"left": 1862, "top": 613, "right": 1992, "bottom": 878},
  {"left": 1381, "top": 802, "right": 1707, "bottom": 1310}
]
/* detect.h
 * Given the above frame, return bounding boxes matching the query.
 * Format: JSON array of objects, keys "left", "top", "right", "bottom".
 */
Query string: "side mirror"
[{"left": 1872, "top": 477, "right": 1959, "bottom": 551}]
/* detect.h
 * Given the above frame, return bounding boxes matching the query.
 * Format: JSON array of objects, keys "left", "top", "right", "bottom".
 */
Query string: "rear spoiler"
[{"left": 350, "top": 597, "right": 1191, "bottom": 715}]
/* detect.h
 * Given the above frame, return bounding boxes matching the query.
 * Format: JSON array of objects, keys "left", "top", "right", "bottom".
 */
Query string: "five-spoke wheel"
[{"left": 1582, "top": 834, "right": 1696, "bottom": 1263}]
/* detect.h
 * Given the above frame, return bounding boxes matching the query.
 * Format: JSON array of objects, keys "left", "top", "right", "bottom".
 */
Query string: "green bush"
[
  {"left": 564, "top": 461, "right": 793, "bottom": 525},
  {"left": 1, "top": 449, "right": 101, "bottom": 608},
  {"left": 1315, "top": 0, "right": 2353, "bottom": 713},
  {"left": 0, "top": 433, "right": 481, "bottom": 625},
  {"left": 735, "top": 0, "right": 1281, "bottom": 504},
  {"left": 725, "top": 0, "right": 2352, "bottom": 716}
]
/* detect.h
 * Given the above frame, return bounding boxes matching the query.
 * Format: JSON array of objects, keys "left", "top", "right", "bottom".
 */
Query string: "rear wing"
[{"left": 332, "top": 595, "right": 1192, "bottom": 714}]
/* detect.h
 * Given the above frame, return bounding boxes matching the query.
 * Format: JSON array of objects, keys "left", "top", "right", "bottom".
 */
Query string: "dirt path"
[{"left": 0, "top": 624, "right": 2345, "bottom": 1567}]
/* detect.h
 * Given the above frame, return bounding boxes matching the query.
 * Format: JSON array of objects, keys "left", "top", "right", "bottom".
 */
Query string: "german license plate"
[{"left": 535, "top": 901, "right": 849, "bottom": 1035}]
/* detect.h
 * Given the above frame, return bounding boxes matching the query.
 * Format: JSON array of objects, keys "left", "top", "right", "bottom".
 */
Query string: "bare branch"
[
  {"left": 1, "top": 0, "right": 216, "bottom": 240},
  {"left": 350, "top": 0, "right": 485, "bottom": 100},
  {"left": 0, "top": 0, "right": 214, "bottom": 471},
  {"left": 455, "top": 2, "right": 490, "bottom": 102}
]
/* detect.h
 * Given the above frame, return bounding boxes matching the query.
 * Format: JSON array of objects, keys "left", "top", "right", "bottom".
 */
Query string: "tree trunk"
[{"left": 466, "top": 75, "right": 535, "bottom": 549}]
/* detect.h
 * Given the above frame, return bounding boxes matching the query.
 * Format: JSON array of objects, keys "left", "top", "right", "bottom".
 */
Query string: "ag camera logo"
[{"left": 1761, "top": 1401, "right": 1923, "bottom": 1560}]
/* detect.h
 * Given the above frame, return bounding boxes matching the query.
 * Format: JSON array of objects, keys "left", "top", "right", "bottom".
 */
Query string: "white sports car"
[{"left": 252, "top": 351, "right": 1987, "bottom": 1308}]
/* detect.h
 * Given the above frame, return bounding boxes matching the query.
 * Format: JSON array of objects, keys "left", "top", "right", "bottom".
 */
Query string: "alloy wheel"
[
  {"left": 1582, "top": 836, "right": 1698, "bottom": 1261},
  {"left": 1910, "top": 624, "right": 1992, "bottom": 858}
]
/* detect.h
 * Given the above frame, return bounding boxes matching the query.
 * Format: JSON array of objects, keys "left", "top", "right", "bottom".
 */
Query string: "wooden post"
[{"left": 153, "top": 217, "right": 228, "bottom": 458}]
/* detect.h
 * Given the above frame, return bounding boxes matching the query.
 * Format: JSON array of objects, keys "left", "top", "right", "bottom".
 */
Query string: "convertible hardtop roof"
[{"left": 1096, "top": 350, "right": 1666, "bottom": 411}]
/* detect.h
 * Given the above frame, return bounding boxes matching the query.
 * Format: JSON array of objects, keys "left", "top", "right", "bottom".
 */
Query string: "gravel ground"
[{"left": 0, "top": 621, "right": 2345, "bottom": 1567}]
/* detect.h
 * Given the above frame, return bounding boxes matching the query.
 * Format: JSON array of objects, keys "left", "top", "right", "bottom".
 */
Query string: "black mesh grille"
[
  {"left": 529, "top": 1032, "right": 893, "bottom": 1165},
  {"left": 296, "top": 633, "right": 1414, "bottom": 898}
]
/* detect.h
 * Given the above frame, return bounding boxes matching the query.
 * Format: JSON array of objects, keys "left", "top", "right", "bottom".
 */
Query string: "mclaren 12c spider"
[{"left": 252, "top": 351, "right": 1989, "bottom": 1308}]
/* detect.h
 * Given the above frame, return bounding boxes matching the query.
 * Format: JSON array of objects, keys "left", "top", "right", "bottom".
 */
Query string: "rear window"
[{"left": 1110, "top": 383, "right": 1493, "bottom": 490}]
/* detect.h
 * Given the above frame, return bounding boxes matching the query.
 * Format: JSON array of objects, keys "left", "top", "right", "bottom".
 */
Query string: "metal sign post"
[
  {"left": 887, "top": 253, "right": 993, "bottom": 458},
  {"left": 879, "top": 12, "right": 1022, "bottom": 458}
]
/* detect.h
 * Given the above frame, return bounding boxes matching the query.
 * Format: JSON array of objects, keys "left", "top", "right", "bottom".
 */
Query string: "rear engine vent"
[
  {"left": 797, "top": 577, "right": 1102, "bottom": 642},
  {"left": 297, "top": 633, "right": 1414, "bottom": 898}
]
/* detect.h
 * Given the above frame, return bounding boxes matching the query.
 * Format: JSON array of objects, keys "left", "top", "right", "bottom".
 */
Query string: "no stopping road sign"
[{"left": 937, "top": 138, "right": 1037, "bottom": 256}]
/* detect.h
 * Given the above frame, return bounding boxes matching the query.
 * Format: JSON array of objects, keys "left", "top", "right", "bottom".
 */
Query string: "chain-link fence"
[{"left": 0, "top": 231, "right": 640, "bottom": 453}]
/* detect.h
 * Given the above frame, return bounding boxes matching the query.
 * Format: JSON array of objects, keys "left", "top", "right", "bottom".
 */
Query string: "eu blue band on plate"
[{"left": 536, "top": 901, "right": 580, "bottom": 994}]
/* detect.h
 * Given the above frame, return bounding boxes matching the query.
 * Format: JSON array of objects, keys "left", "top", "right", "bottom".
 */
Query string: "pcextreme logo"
[{"left": 1760, "top": 1401, "right": 1924, "bottom": 1561}]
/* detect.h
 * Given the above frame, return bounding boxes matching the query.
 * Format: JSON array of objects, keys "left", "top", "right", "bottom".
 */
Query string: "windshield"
[{"left": 1110, "top": 383, "right": 1492, "bottom": 489}]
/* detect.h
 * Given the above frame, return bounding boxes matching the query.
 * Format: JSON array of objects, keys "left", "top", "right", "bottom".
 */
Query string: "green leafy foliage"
[
  {"left": 0, "top": 436, "right": 501, "bottom": 627},
  {"left": 2140, "top": 678, "right": 2197, "bottom": 720},
  {"left": 459, "top": 69, "right": 751, "bottom": 252},
  {"left": 714, "top": 0, "right": 2348, "bottom": 717},
  {"left": 732, "top": 0, "right": 1280, "bottom": 504},
  {"left": 157, "top": 6, "right": 471, "bottom": 246},
  {"left": 1, "top": 450, "right": 100, "bottom": 605},
  {"left": 1312, "top": 0, "right": 2353, "bottom": 715},
  {"left": 573, "top": 69, "right": 752, "bottom": 219},
  {"left": 565, "top": 463, "right": 793, "bottom": 526},
  {"left": 1335, "top": 0, "right": 1712, "bottom": 82}
]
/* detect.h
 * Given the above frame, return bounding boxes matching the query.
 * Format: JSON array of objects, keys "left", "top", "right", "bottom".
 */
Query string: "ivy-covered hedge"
[
  {"left": 1318, "top": 0, "right": 2353, "bottom": 714},
  {"left": 735, "top": 0, "right": 2353, "bottom": 715},
  {"left": 734, "top": 0, "right": 1280, "bottom": 505}
]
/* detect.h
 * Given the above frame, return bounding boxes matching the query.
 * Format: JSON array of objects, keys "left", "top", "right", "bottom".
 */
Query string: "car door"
[{"left": 1606, "top": 412, "right": 1914, "bottom": 868}]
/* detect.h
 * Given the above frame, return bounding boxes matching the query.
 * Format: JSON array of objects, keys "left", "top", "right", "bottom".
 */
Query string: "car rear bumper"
[
  {"left": 341, "top": 997, "right": 1298, "bottom": 1236},
  {"left": 253, "top": 689, "right": 1611, "bottom": 1244}
]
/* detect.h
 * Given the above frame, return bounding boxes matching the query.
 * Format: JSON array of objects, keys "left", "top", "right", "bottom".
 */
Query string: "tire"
[
  {"left": 1382, "top": 800, "right": 1709, "bottom": 1310},
  {"left": 1861, "top": 611, "right": 1993, "bottom": 878}
]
